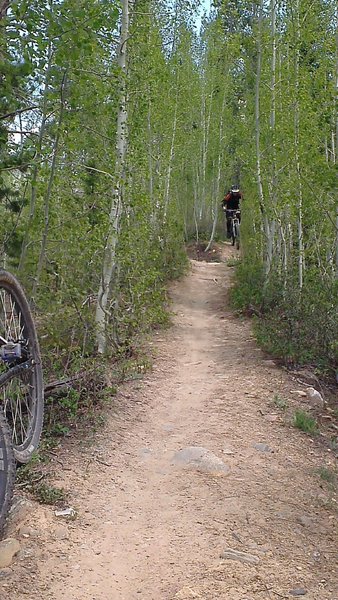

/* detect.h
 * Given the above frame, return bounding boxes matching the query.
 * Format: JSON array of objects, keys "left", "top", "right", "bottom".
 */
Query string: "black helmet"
[{"left": 231, "top": 185, "right": 240, "bottom": 193}]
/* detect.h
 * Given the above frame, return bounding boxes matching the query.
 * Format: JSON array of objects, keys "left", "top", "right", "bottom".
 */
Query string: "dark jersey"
[{"left": 223, "top": 190, "right": 242, "bottom": 210}]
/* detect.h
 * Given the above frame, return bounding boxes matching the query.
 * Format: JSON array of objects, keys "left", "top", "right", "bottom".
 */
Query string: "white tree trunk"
[
  {"left": 255, "top": 0, "right": 272, "bottom": 275},
  {"left": 336, "top": 206, "right": 338, "bottom": 279},
  {"left": 32, "top": 70, "right": 67, "bottom": 299},
  {"left": 269, "top": 0, "right": 277, "bottom": 267},
  {"left": 205, "top": 90, "right": 226, "bottom": 252},
  {"left": 335, "top": 21, "right": 338, "bottom": 163},
  {"left": 19, "top": 43, "right": 53, "bottom": 274},
  {"left": 164, "top": 85, "right": 178, "bottom": 218},
  {"left": 95, "top": 0, "right": 129, "bottom": 354},
  {"left": 294, "top": 0, "right": 304, "bottom": 289}
]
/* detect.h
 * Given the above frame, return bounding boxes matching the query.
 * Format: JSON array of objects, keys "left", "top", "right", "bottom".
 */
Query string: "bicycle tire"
[
  {"left": 0, "top": 271, "right": 43, "bottom": 464},
  {"left": 231, "top": 223, "right": 236, "bottom": 246},
  {"left": 0, "top": 411, "right": 15, "bottom": 535},
  {"left": 235, "top": 223, "right": 240, "bottom": 249}
]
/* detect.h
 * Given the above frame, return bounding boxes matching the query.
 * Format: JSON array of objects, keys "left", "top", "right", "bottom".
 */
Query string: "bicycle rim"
[
  {"left": 235, "top": 224, "right": 240, "bottom": 249},
  {"left": 0, "top": 411, "right": 15, "bottom": 535},
  {"left": 0, "top": 271, "right": 43, "bottom": 463}
]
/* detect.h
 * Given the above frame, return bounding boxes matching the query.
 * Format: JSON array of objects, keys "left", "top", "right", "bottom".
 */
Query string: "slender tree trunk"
[
  {"left": 331, "top": 130, "right": 335, "bottom": 163},
  {"left": 335, "top": 12, "right": 338, "bottom": 277},
  {"left": 164, "top": 84, "right": 178, "bottom": 218},
  {"left": 147, "top": 97, "right": 154, "bottom": 205},
  {"left": 0, "top": 1, "right": 9, "bottom": 20},
  {"left": 294, "top": 0, "right": 304, "bottom": 289},
  {"left": 201, "top": 85, "right": 214, "bottom": 222},
  {"left": 205, "top": 90, "right": 226, "bottom": 252},
  {"left": 269, "top": 0, "right": 277, "bottom": 267},
  {"left": 335, "top": 18, "right": 338, "bottom": 162},
  {"left": 19, "top": 44, "right": 53, "bottom": 274},
  {"left": 32, "top": 70, "right": 67, "bottom": 298},
  {"left": 95, "top": 0, "right": 129, "bottom": 354},
  {"left": 255, "top": 0, "right": 271, "bottom": 275},
  {"left": 193, "top": 171, "right": 199, "bottom": 243},
  {"left": 335, "top": 207, "right": 338, "bottom": 279}
]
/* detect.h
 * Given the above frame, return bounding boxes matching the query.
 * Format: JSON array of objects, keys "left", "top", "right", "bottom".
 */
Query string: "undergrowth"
[
  {"left": 293, "top": 409, "right": 318, "bottom": 434},
  {"left": 16, "top": 462, "right": 67, "bottom": 506},
  {"left": 230, "top": 259, "right": 338, "bottom": 378}
]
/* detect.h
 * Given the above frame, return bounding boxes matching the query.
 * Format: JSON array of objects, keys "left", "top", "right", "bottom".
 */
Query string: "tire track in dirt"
[{"left": 2, "top": 245, "right": 337, "bottom": 600}]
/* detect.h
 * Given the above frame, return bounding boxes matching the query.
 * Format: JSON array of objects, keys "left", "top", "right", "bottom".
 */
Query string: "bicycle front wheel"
[
  {"left": 0, "top": 271, "right": 44, "bottom": 464},
  {"left": 235, "top": 223, "right": 240, "bottom": 249},
  {"left": 0, "top": 411, "right": 15, "bottom": 534}
]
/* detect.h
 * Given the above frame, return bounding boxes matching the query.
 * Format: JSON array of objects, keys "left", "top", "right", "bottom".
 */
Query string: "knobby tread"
[
  {"left": 0, "top": 270, "right": 44, "bottom": 463},
  {"left": 0, "top": 410, "right": 15, "bottom": 537}
]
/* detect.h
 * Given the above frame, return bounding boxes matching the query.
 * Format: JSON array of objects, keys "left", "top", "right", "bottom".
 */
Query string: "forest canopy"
[{"left": 0, "top": 0, "right": 337, "bottom": 391}]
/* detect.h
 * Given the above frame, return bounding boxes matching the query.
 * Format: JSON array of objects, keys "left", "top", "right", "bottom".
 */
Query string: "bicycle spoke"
[
  {"left": 0, "top": 292, "right": 8, "bottom": 341},
  {"left": 4, "top": 379, "right": 34, "bottom": 446},
  {"left": 0, "top": 286, "right": 37, "bottom": 448},
  {"left": 0, "top": 271, "right": 43, "bottom": 462}
]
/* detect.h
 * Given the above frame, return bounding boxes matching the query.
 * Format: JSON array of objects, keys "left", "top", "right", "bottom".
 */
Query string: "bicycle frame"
[{"left": 225, "top": 209, "right": 241, "bottom": 248}]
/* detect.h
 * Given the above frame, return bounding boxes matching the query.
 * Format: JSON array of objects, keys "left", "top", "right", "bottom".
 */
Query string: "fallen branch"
[{"left": 44, "top": 372, "right": 87, "bottom": 397}]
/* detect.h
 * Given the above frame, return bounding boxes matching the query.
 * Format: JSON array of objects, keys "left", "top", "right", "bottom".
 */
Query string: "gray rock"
[
  {"left": 19, "top": 525, "right": 39, "bottom": 539},
  {"left": 306, "top": 387, "right": 324, "bottom": 409},
  {"left": 0, "top": 568, "right": 12, "bottom": 578},
  {"left": 139, "top": 447, "right": 153, "bottom": 458},
  {"left": 162, "top": 424, "right": 174, "bottom": 432},
  {"left": 54, "top": 525, "right": 69, "bottom": 540},
  {"left": 0, "top": 538, "right": 21, "bottom": 568},
  {"left": 172, "top": 447, "right": 230, "bottom": 476},
  {"left": 220, "top": 547, "right": 259, "bottom": 565},
  {"left": 289, "top": 589, "right": 307, "bottom": 596},
  {"left": 8, "top": 497, "right": 34, "bottom": 530},
  {"left": 263, "top": 360, "right": 276, "bottom": 367},
  {"left": 297, "top": 515, "right": 313, "bottom": 528},
  {"left": 293, "top": 368, "right": 320, "bottom": 388},
  {"left": 265, "top": 413, "right": 279, "bottom": 422},
  {"left": 253, "top": 443, "right": 273, "bottom": 453}
]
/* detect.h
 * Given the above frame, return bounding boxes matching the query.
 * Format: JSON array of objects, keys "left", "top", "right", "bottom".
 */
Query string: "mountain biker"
[{"left": 222, "top": 186, "right": 243, "bottom": 238}]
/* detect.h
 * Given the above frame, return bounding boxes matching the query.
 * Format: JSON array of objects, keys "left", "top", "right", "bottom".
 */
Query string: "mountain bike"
[
  {"left": 0, "top": 270, "right": 44, "bottom": 532},
  {"left": 227, "top": 209, "right": 241, "bottom": 249}
]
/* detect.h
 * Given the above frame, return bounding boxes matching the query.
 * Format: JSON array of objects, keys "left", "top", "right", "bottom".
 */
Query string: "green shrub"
[
  {"left": 230, "top": 259, "right": 265, "bottom": 310},
  {"left": 293, "top": 410, "right": 318, "bottom": 434},
  {"left": 231, "top": 258, "right": 338, "bottom": 377}
]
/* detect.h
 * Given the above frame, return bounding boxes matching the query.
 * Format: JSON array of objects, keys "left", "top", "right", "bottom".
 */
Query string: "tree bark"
[
  {"left": 205, "top": 90, "right": 226, "bottom": 252},
  {"left": 19, "top": 44, "right": 53, "bottom": 274},
  {"left": 95, "top": 0, "right": 129, "bottom": 354},
  {"left": 32, "top": 70, "right": 67, "bottom": 298},
  {"left": 0, "top": 1, "right": 9, "bottom": 20},
  {"left": 164, "top": 84, "right": 178, "bottom": 218},
  {"left": 294, "top": 0, "right": 304, "bottom": 289},
  {"left": 255, "top": 0, "right": 272, "bottom": 276}
]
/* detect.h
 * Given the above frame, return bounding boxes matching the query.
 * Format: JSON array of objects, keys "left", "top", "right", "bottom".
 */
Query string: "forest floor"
[{"left": 1, "top": 243, "right": 337, "bottom": 600}]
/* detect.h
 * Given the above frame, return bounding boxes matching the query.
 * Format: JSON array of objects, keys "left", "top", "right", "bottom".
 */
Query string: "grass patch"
[
  {"left": 317, "top": 466, "right": 336, "bottom": 484},
  {"left": 293, "top": 409, "right": 318, "bottom": 434},
  {"left": 16, "top": 463, "right": 67, "bottom": 505},
  {"left": 227, "top": 257, "right": 241, "bottom": 268},
  {"left": 33, "top": 482, "right": 67, "bottom": 505},
  {"left": 273, "top": 394, "right": 288, "bottom": 411}
]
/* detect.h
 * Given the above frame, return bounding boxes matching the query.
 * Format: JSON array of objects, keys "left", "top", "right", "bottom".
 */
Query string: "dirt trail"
[{"left": 3, "top": 245, "right": 337, "bottom": 600}]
